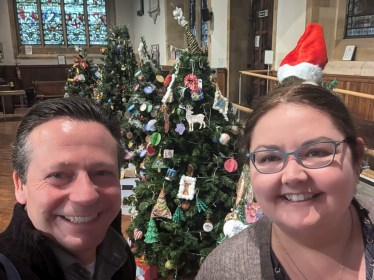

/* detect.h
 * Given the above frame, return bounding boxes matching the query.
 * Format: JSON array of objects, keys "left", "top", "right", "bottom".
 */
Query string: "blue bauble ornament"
[
  {"left": 108, "top": 99, "right": 112, "bottom": 103},
  {"left": 116, "top": 45, "right": 121, "bottom": 52},
  {"left": 127, "top": 104, "right": 135, "bottom": 111},
  {"left": 144, "top": 86, "right": 154, "bottom": 94},
  {"left": 212, "top": 138, "right": 218, "bottom": 143},
  {"left": 96, "top": 100, "right": 101, "bottom": 104}
]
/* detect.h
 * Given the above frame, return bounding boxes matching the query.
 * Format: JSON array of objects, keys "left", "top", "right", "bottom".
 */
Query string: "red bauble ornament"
[
  {"left": 181, "top": 201, "right": 191, "bottom": 210},
  {"left": 140, "top": 115, "right": 144, "bottom": 120},
  {"left": 138, "top": 75, "right": 144, "bottom": 82},
  {"left": 224, "top": 158, "right": 238, "bottom": 172},
  {"left": 73, "top": 77, "right": 78, "bottom": 82}
]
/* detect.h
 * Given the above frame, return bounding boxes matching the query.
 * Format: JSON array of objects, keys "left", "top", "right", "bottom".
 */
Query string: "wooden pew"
[{"left": 33, "top": 81, "right": 65, "bottom": 100}]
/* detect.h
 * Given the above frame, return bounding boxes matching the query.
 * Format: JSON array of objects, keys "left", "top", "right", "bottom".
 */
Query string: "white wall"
[
  {"left": 116, "top": 0, "right": 134, "bottom": 45},
  {"left": 0, "top": 0, "right": 16, "bottom": 65},
  {"left": 132, "top": 0, "right": 166, "bottom": 65},
  {"left": 274, "top": 0, "right": 307, "bottom": 69},
  {"left": 210, "top": 0, "right": 228, "bottom": 68}
]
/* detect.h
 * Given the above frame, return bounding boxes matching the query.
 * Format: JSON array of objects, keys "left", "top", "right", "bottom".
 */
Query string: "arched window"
[{"left": 346, "top": 0, "right": 374, "bottom": 38}]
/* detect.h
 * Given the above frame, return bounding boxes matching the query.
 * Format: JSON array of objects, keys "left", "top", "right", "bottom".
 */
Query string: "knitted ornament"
[
  {"left": 164, "top": 74, "right": 172, "bottom": 87},
  {"left": 184, "top": 73, "right": 198, "bottom": 90},
  {"left": 277, "top": 23, "right": 328, "bottom": 85}
]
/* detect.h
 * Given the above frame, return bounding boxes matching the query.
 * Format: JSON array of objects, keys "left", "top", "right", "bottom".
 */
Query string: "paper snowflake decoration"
[{"left": 212, "top": 90, "right": 229, "bottom": 121}]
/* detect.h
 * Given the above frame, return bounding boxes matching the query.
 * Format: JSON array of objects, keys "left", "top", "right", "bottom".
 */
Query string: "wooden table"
[{"left": 0, "top": 90, "right": 26, "bottom": 121}]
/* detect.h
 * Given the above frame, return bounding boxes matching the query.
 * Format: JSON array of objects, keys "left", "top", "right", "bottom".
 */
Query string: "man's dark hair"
[{"left": 12, "top": 97, "right": 124, "bottom": 184}]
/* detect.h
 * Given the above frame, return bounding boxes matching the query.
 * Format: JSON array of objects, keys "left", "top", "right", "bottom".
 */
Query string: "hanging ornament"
[
  {"left": 165, "top": 260, "right": 174, "bottom": 270},
  {"left": 212, "top": 138, "right": 218, "bottom": 143},
  {"left": 121, "top": 65, "right": 126, "bottom": 71},
  {"left": 150, "top": 132, "right": 161, "bottom": 146},
  {"left": 140, "top": 103, "right": 147, "bottom": 111},
  {"left": 116, "top": 45, "right": 122, "bottom": 52},
  {"left": 157, "top": 90, "right": 164, "bottom": 97},
  {"left": 224, "top": 158, "right": 238, "bottom": 172},
  {"left": 151, "top": 188, "right": 172, "bottom": 219},
  {"left": 177, "top": 176, "right": 196, "bottom": 200},
  {"left": 146, "top": 145, "right": 156, "bottom": 156},
  {"left": 124, "top": 151, "right": 133, "bottom": 160},
  {"left": 100, "top": 47, "right": 107, "bottom": 54},
  {"left": 176, "top": 108, "right": 183, "bottom": 115},
  {"left": 223, "top": 219, "right": 246, "bottom": 238},
  {"left": 147, "top": 104, "right": 153, "bottom": 113},
  {"left": 128, "top": 142, "right": 134, "bottom": 148},
  {"left": 231, "top": 125, "right": 240, "bottom": 135},
  {"left": 184, "top": 73, "right": 198, "bottom": 90},
  {"left": 127, "top": 104, "right": 135, "bottom": 111},
  {"left": 196, "top": 196, "right": 208, "bottom": 213},
  {"left": 144, "top": 86, "right": 154, "bottom": 94},
  {"left": 124, "top": 111, "right": 133, "bottom": 119},
  {"left": 175, "top": 123, "right": 185, "bottom": 135},
  {"left": 134, "top": 84, "right": 140, "bottom": 91},
  {"left": 172, "top": 206, "right": 186, "bottom": 223},
  {"left": 213, "top": 89, "right": 229, "bottom": 121},
  {"left": 140, "top": 150, "right": 147, "bottom": 157},
  {"left": 145, "top": 135, "right": 151, "bottom": 144},
  {"left": 165, "top": 168, "right": 178, "bottom": 181},
  {"left": 203, "top": 219, "right": 214, "bottom": 232},
  {"left": 164, "top": 74, "right": 172, "bottom": 87},
  {"left": 138, "top": 75, "right": 144, "bottom": 82},
  {"left": 162, "top": 74, "right": 176, "bottom": 103},
  {"left": 191, "top": 88, "right": 204, "bottom": 101},
  {"left": 180, "top": 104, "right": 206, "bottom": 132},
  {"left": 134, "top": 70, "right": 142, "bottom": 77},
  {"left": 150, "top": 109, "right": 158, "bottom": 118},
  {"left": 245, "top": 203, "right": 264, "bottom": 224},
  {"left": 133, "top": 110, "right": 140, "bottom": 117},
  {"left": 94, "top": 71, "right": 102, "bottom": 78},
  {"left": 219, "top": 133, "right": 231, "bottom": 145},
  {"left": 152, "top": 153, "right": 168, "bottom": 171},
  {"left": 147, "top": 119, "right": 157, "bottom": 131},
  {"left": 134, "top": 228, "right": 143, "bottom": 240},
  {"left": 181, "top": 200, "right": 191, "bottom": 210},
  {"left": 156, "top": 75, "right": 164, "bottom": 83},
  {"left": 144, "top": 218, "right": 159, "bottom": 243},
  {"left": 126, "top": 132, "right": 133, "bottom": 139},
  {"left": 163, "top": 149, "right": 174, "bottom": 158}
]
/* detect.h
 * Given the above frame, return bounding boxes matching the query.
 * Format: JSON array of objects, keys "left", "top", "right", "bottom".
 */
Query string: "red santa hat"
[{"left": 277, "top": 23, "right": 328, "bottom": 85}]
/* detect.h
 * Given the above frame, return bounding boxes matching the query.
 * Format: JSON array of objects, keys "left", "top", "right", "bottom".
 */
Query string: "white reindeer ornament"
[{"left": 179, "top": 104, "right": 206, "bottom": 132}]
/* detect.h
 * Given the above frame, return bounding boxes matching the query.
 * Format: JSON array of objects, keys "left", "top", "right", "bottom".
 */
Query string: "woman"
[{"left": 196, "top": 24, "right": 373, "bottom": 280}]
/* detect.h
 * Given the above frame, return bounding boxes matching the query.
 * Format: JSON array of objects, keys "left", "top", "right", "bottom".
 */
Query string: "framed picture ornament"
[{"left": 177, "top": 175, "right": 196, "bottom": 200}]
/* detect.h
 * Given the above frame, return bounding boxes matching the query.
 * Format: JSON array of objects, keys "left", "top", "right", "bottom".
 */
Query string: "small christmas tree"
[
  {"left": 144, "top": 218, "right": 158, "bottom": 243},
  {"left": 64, "top": 46, "right": 101, "bottom": 99},
  {"left": 96, "top": 25, "right": 138, "bottom": 109}
]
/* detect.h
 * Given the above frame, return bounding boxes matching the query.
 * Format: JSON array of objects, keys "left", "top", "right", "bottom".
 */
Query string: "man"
[{"left": 0, "top": 97, "right": 136, "bottom": 280}]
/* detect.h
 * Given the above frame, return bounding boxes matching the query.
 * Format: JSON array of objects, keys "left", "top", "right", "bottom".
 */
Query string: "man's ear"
[
  {"left": 13, "top": 171, "right": 27, "bottom": 205},
  {"left": 356, "top": 137, "right": 366, "bottom": 175}
]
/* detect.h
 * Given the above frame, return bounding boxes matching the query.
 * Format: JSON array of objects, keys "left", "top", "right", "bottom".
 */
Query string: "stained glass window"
[
  {"left": 65, "top": 0, "right": 86, "bottom": 45},
  {"left": 189, "top": 0, "right": 196, "bottom": 37},
  {"left": 40, "top": 0, "right": 64, "bottom": 44},
  {"left": 16, "top": 0, "right": 41, "bottom": 44},
  {"left": 87, "top": 0, "right": 107, "bottom": 45},
  {"left": 15, "top": 0, "right": 108, "bottom": 46},
  {"left": 201, "top": 0, "right": 208, "bottom": 47},
  {"left": 346, "top": 0, "right": 374, "bottom": 38}
]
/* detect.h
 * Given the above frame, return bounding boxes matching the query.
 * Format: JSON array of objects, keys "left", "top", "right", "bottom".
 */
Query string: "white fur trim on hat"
[{"left": 277, "top": 62, "right": 323, "bottom": 84}]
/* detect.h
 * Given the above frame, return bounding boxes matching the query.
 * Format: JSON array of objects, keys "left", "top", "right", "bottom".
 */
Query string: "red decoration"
[
  {"left": 164, "top": 74, "right": 172, "bottom": 87},
  {"left": 138, "top": 75, "right": 144, "bottom": 82},
  {"left": 224, "top": 158, "right": 238, "bottom": 172},
  {"left": 146, "top": 144, "right": 156, "bottom": 156},
  {"left": 73, "top": 77, "right": 78, "bottom": 82},
  {"left": 135, "top": 256, "right": 158, "bottom": 280},
  {"left": 184, "top": 74, "right": 198, "bottom": 90},
  {"left": 134, "top": 228, "right": 143, "bottom": 240}
]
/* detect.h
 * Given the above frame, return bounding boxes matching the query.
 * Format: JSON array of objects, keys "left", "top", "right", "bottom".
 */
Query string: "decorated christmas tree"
[
  {"left": 64, "top": 46, "right": 101, "bottom": 98},
  {"left": 119, "top": 36, "right": 166, "bottom": 179},
  {"left": 95, "top": 25, "right": 138, "bottom": 113},
  {"left": 126, "top": 7, "right": 244, "bottom": 278}
]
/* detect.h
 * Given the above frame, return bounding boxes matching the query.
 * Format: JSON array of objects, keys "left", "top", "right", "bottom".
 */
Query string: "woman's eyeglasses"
[{"left": 246, "top": 139, "right": 348, "bottom": 174}]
